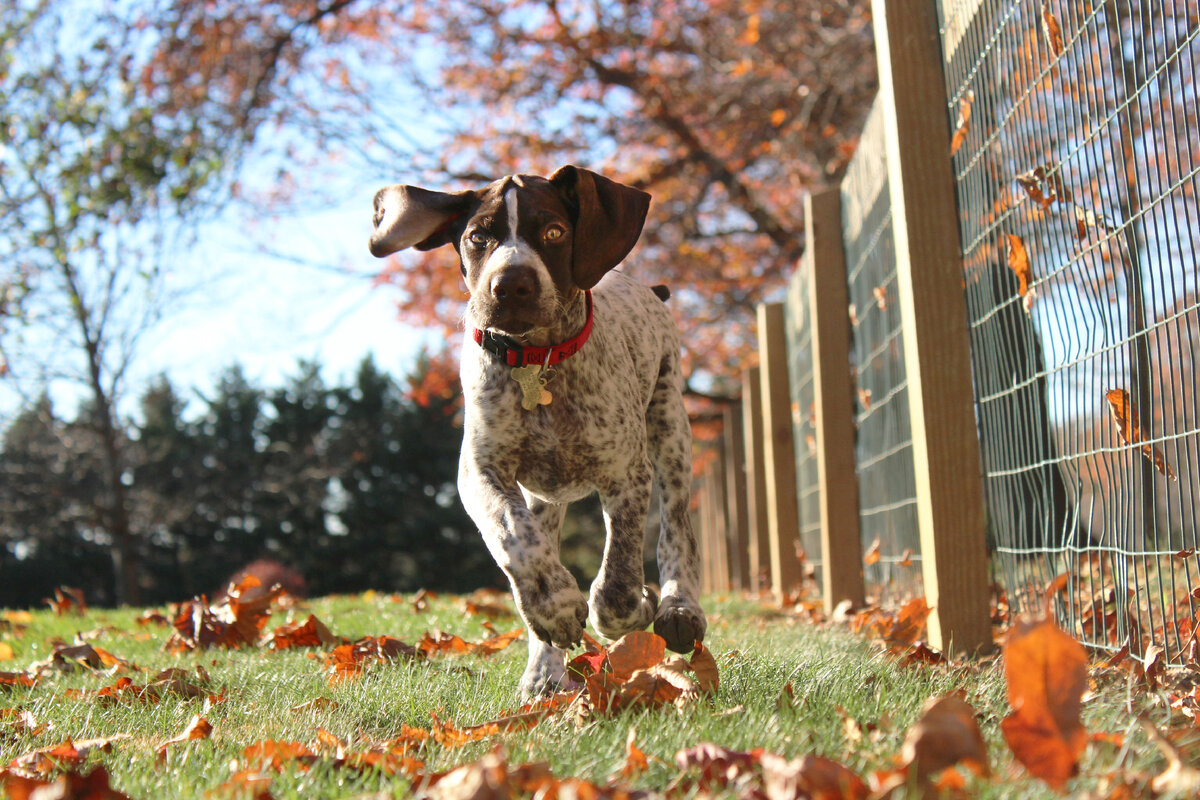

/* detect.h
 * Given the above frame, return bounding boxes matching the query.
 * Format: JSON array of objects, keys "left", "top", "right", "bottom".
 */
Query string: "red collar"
[{"left": 471, "top": 291, "right": 594, "bottom": 368}]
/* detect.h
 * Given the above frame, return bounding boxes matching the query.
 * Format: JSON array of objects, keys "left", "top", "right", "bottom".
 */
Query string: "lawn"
[{"left": 0, "top": 587, "right": 1195, "bottom": 798}]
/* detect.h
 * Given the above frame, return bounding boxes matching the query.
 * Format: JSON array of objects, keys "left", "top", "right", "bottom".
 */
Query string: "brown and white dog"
[{"left": 369, "top": 165, "right": 705, "bottom": 698}]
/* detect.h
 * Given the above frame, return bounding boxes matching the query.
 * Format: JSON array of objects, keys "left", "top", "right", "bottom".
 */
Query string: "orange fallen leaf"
[
  {"left": 621, "top": 728, "right": 649, "bottom": 779},
  {"left": 1015, "top": 165, "right": 1071, "bottom": 208},
  {"left": 1005, "top": 233, "right": 1036, "bottom": 316},
  {"left": 884, "top": 596, "right": 931, "bottom": 647},
  {"left": 872, "top": 286, "right": 888, "bottom": 311},
  {"left": 605, "top": 631, "right": 666, "bottom": 682},
  {"left": 689, "top": 641, "right": 719, "bottom": 693},
  {"left": 863, "top": 537, "right": 882, "bottom": 566},
  {"left": 950, "top": 90, "right": 974, "bottom": 156},
  {"left": 901, "top": 693, "right": 990, "bottom": 782},
  {"left": 44, "top": 587, "right": 87, "bottom": 616},
  {"left": 1105, "top": 388, "right": 1177, "bottom": 480},
  {"left": 156, "top": 714, "right": 213, "bottom": 759},
  {"left": 0, "top": 765, "right": 132, "bottom": 800},
  {"left": 324, "top": 636, "right": 419, "bottom": 685},
  {"left": 1041, "top": 1, "right": 1064, "bottom": 57},
  {"left": 266, "top": 614, "right": 340, "bottom": 650},
  {"left": 1001, "top": 616, "right": 1088, "bottom": 789}
]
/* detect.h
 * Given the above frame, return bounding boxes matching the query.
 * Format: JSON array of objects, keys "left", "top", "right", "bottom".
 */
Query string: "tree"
[
  {"left": 0, "top": 0, "right": 228, "bottom": 603},
  {"left": 144, "top": 0, "right": 878, "bottom": 393},
  {"left": 0, "top": 397, "right": 117, "bottom": 606}
]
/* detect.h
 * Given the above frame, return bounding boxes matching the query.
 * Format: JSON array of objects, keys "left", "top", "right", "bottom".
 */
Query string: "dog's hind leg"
[{"left": 646, "top": 354, "right": 707, "bottom": 653}]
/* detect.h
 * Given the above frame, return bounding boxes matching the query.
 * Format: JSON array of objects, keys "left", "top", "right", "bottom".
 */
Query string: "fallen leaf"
[
  {"left": 155, "top": 714, "right": 213, "bottom": 759},
  {"left": 864, "top": 538, "right": 882, "bottom": 566},
  {"left": 1005, "top": 233, "right": 1036, "bottom": 315},
  {"left": 950, "top": 90, "right": 974, "bottom": 156},
  {"left": 44, "top": 587, "right": 87, "bottom": 616},
  {"left": 266, "top": 614, "right": 340, "bottom": 650},
  {"left": 901, "top": 693, "right": 990, "bottom": 782},
  {"left": 621, "top": 727, "right": 648, "bottom": 779},
  {"left": 760, "top": 751, "right": 869, "bottom": 800},
  {"left": 1041, "top": 1, "right": 1064, "bottom": 56},
  {"left": 1000, "top": 615, "right": 1088, "bottom": 789},
  {"left": 885, "top": 597, "right": 932, "bottom": 647},
  {"left": 605, "top": 631, "right": 666, "bottom": 682},
  {"left": 0, "top": 765, "right": 132, "bottom": 800},
  {"left": 689, "top": 641, "right": 720, "bottom": 693},
  {"left": 1016, "top": 165, "right": 1072, "bottom": 208},
  {"left": 1105, "top": 388, "right": 1177, "bottom": 480},
  {"left": 872, "top": 286, "right": 888, "bottom": 311}
]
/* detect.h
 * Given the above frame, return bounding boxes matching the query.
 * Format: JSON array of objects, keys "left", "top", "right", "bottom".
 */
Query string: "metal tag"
[{"left": 511, "top": 365, "right": 552, "bottom": 411}]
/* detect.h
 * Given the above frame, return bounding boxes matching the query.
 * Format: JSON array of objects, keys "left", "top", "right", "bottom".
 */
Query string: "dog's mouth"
[{"left": 470, "top": 297, "right": 556, "bottom": 337}]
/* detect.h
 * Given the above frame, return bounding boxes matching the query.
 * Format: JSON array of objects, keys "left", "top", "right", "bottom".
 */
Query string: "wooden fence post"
[
  {"left": 871, "top": 0, "right": 993, "bottom": 654},
  {"left": 742, "top": 367, "right": 771, "bottom": 592},
  {"left": 805, "top": 189, "right": 867, "bottom": 613},
  {"left": 723, "top": 403, "right": 751, "bottom": 591},
  {"left": 757, "top": 303, "right": 804, "bottom": 601}
]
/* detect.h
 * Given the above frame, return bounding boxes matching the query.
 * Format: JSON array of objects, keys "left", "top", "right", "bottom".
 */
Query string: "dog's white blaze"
[{"left": 482, "top": 187, "right": 555, "bottom": 294}]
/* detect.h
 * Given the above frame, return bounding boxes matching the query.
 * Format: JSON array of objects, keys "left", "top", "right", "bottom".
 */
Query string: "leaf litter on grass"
[{"left": 6, "top": 582, "right": 1200, "bottom": 798}]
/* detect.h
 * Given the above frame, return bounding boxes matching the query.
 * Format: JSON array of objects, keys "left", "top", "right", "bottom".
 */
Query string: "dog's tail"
[{"left": 651, "top": 284, "right": 671, "bottom": 302}]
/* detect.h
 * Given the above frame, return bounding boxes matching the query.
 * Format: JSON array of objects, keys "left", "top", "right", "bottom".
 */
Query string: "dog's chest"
[{"left": 465, "top": 353, "right": 650, "bottom": 499}]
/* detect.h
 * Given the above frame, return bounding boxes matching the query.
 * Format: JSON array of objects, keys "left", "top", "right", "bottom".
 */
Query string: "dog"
[{"left": 368, "top": 165, "right": 706, "bottom": 698}]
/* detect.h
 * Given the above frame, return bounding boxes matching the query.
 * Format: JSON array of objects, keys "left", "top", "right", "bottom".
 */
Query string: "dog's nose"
[{"left": 490, "top": 267, "right": 536, "bottom": 302}]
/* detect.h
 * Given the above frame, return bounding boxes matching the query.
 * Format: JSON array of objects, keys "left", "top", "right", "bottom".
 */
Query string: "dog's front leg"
[
  {"left": 458, "top": 457, "right": 588, "bottom": 652},
  {"left": 589, "top": 462, "right": 659, "bottom": 641}
]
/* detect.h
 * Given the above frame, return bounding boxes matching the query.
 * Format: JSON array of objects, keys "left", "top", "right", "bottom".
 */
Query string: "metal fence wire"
[
  {"left": 839, "top": 104, "right": 924, "bottom": 603},
  {"left": 940, "top": 0, "right": 1200, "bottom": 661}
]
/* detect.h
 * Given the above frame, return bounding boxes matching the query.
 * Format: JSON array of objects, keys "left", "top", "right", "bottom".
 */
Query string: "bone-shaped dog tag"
[{"left": 511, "top": 365, "right": 553, "bottom": 411}]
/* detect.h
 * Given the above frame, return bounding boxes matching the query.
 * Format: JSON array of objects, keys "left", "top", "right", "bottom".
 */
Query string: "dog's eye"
[
  {"left": 544, "top": 225, "right": 566, "bottom": 243},
  {"left": 467, "top": 230, "right": 491, "bottom": 247}
]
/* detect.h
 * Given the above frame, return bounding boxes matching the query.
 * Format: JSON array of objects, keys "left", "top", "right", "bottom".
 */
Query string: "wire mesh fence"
[
  {"left": 941, "top": 0, "right": 1200, "bottom": 660},
  {"left": 839, "top": 103, "right": 923, "bottom": 603},
  {"left": 784, "top": 263, "right": 823, "bottom": 578}
]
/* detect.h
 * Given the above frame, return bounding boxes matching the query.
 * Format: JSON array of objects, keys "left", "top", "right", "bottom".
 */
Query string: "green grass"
[{"left": 0, "top": 592, "right": 1187, "bottom": 798}]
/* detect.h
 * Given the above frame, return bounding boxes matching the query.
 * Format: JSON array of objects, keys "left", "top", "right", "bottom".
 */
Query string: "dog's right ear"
[{"left": 369, "top": 185, "right": 474, "bottom": 257}]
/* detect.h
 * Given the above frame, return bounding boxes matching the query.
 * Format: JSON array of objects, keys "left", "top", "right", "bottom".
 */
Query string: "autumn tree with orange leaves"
[{"left": 142, "top": 0, "right": 878, "bottom": 397}]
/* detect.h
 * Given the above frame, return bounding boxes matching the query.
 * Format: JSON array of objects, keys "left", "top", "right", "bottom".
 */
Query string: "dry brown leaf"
[
  {"left": 1016, "top": 165, "right": 1072, "bottom": 208},
  {"left": 689, "top": 641, "right": 720, "bottom": 693},
  {"left": 884, "top": 597, "right": 931, "bottom": 647},
  {"left": 1005, "top": 233, "right": 1036, "bottom": 316},
  {"left": 863, "top": 537, "right": 881, "bottom": 566},
  {"left": 155, "top": 714, "right": 213, "bottom": 759},
  {"left": 950, "top": 90, "right": 974, "bottom": 156},
  {"left": 760, "top": 751, "right": 869, "bottom": 800},
  {"left": 1000, "top": 615, "right": 1088, "bottom": 789},
  {"left": 621, "top": 727, "right": 649, "bottom": 779},
  {"left": 266, "top": 614, "right": 340, "bottom": 650},
  {"left": 1041, "top": 2, "right": 1064, "bottom": 57},
  {"left": 605, "top": 631, "right": 666, "bottom": 682},
  {"left": 1105, "top": 388, "right": 1177, "bottom": 480},
  {"left": 0, "top": 765, "right": 133, "bottom": 800},
  {"left": 901, "top": 693, "right": 990, "bottom": 782}
]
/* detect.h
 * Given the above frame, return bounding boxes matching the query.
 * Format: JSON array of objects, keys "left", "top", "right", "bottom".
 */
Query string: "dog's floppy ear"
[
  {"left": 549, "top": 165, "right": 651, "bottom": 290},
  {"left": 369, "top": 185, "right": 474, "bottom": 257}
]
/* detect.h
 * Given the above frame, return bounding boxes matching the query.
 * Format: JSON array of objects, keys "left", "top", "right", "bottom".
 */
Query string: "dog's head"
[{"left": 368, "top": 166, "right": 650, "bottom": 336}]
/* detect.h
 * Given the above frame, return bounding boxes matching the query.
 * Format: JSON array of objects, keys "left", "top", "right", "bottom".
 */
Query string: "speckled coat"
[{"left": 369, "top": 167, "right": 706, "bottom": 699}]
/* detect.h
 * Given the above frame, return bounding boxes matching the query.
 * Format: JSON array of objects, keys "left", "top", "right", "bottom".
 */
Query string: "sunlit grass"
[{"left": 0, "top": 592, "right": 1183, "bottom": 798}]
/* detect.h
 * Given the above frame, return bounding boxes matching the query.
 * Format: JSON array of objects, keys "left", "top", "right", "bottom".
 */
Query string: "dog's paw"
[
  {"left": 517, "top": 641, "right": 574, "bottom": 702},
  {"left": 653, "top": 596, "right": 707, "bottom": 653},
  {"left": 590, "top": 584, "right": 659, "bottom": 640},
  {"left": 522, "top": 590, "right": 588, "bottom": 650}
]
